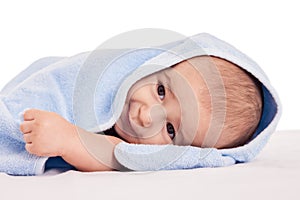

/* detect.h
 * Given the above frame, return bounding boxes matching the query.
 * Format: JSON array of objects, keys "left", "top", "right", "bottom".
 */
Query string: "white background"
[{"left": 0, "top": 0, "right": 299, "bottom": 130}]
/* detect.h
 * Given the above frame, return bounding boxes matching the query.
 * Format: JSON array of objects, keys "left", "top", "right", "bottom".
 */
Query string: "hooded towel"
[{"left": 0, "top": 32, "right": 281, "bottom": 175}]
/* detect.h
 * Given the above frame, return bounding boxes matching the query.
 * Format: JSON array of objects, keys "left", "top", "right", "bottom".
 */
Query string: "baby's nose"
[
  {"left": 139, "top": 105, "right": 152, "bottom": 127},
  {"left": 139, "top": 104, "right": 166, "bottom": 128},
  {"left": 131, "top": 104, "right": 166, "bottom": 139}
]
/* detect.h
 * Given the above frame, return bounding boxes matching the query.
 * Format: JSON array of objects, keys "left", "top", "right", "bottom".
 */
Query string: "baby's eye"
[
  {"left": 166, "top": 122, "right": 176, "bottom": 140},
  {"left": 157, "top": 84, "right": 165, "bottom": 100}
]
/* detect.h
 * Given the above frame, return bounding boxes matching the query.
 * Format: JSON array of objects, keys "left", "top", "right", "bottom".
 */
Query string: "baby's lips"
[{"left": 18, "top": 108, "right": 32, "bottom": 122}]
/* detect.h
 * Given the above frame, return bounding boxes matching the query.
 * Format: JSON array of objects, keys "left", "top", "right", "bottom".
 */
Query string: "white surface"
[
  {"left": 1, "top": 130, "right": 300, "bottom": 200},
  {"left": 0, "top": 0, "right": 299, "bottom": 130}
]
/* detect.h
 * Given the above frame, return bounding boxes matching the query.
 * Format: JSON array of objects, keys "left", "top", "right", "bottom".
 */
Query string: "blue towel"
[{"left": 0, "top": 33, "right": 281, "bottom": 175}]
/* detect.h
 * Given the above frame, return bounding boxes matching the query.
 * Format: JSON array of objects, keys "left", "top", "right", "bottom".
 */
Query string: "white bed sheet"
[{"left": 1, "top": 130, "right": 300, "bottom": 200}]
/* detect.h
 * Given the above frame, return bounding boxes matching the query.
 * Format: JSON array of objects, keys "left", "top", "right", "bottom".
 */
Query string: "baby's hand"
[{"left": 20, "top": 109, "right": 77, "bottom": 157}]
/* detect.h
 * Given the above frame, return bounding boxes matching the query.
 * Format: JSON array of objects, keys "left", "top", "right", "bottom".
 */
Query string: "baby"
[{"left": 20, "top": 55, "right": 262, "bottom": 172}]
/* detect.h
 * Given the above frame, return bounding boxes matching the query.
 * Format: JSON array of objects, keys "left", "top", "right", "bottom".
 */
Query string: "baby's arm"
[{"left": 20, "top": 109, "right": 123, "bottom": 171}]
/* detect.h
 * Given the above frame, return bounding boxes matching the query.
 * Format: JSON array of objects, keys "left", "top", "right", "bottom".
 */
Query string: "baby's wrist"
[{"left": 59, "top": 124, "right": 79, "bottom": 158}]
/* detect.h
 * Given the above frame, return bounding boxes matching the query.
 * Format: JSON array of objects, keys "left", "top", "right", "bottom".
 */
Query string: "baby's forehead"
[{"left": 168, "top": 57, "right": 227, "bottom": 146}]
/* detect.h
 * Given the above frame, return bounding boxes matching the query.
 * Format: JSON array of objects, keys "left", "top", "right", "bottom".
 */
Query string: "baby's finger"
[
  {"left": 20, "top": 121, "right": 34, "bottom": 134},
  {"left": 23, "top": 109, "right": 40, "bottom": 121},
  {"left": 23, "top": 133, "right": 32, "bottom": 144}
]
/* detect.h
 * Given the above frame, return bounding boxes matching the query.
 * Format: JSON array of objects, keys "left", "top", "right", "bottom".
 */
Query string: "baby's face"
[{"left": 115, "top": 59, "right": 212, "bottom": 147}]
